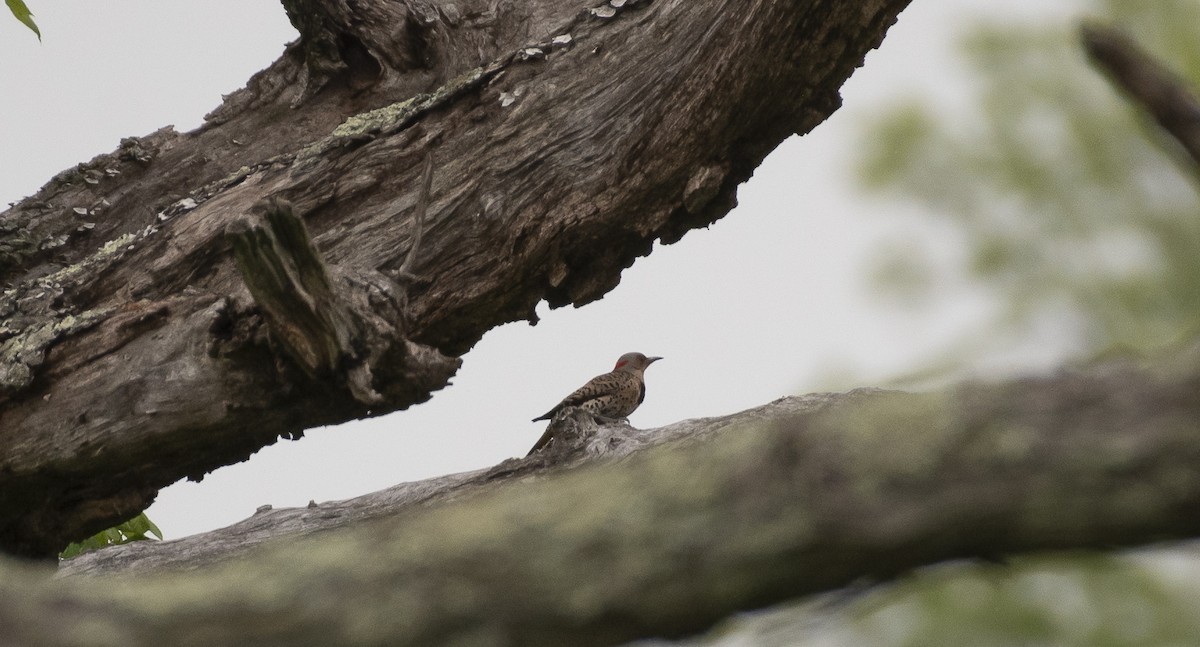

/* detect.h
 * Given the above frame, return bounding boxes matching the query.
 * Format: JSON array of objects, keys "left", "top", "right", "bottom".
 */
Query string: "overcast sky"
[{"left": 1, "top": 0, "right": 1084, "bottom": 540}]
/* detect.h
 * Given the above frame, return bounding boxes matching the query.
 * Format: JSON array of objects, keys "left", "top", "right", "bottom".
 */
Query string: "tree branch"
[
  {"left": 22, "top": 351, "right": 1200, "bottom": 647},
  {"left": 0, "top": 0, "right": 912, "bottom": 557},
  {"left": 1081, "top": 22, "right": 1200, "bottom": 171}
]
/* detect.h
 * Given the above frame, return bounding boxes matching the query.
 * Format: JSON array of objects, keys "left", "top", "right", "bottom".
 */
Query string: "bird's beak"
[{"left": 648, "top": 356, "right": 663, "bottom": 364}]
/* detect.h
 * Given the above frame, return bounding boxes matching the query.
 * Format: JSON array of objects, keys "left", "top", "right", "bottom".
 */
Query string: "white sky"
[{"left": 1, "top": 1, "right": 1083, "bottom": 540}]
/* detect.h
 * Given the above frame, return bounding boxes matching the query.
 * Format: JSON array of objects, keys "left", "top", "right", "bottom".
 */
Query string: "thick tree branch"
[
  {"left": 1081, "top": 22, "right": 1200, "bottom": 171},
  {"left": 0, "top": 0, "right": 912, "bottom": 557},
  {"left": 20, "top": 351, "right": 1200, "bottom": 647}
]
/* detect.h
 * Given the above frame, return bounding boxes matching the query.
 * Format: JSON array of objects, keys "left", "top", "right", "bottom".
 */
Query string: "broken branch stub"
[
  {"left": 227, "top": 197, "right": 454, "bottom": 406},
  {"left": 228, "top": 198, "right": 372, "bottom": 398}
]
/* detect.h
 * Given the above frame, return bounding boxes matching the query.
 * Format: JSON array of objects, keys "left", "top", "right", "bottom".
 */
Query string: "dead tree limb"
[
  {"left": 14, "top": 350, "right": 1200, "bottom": 645},
  {"left": 0, "top": 0, "right": 912, "bottom": 557}
]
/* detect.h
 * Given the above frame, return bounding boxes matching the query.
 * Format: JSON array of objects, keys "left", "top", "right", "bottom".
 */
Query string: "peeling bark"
[{"left": 0, "top": 0, "right": 911, "bottom": 557}]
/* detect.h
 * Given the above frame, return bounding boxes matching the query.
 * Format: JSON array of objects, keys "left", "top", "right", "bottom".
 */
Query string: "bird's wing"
[
  {"left": 532, "top": 372, "right": 614, "bottom": 421},
  {"left": 558, "top": 372, "right": 619, "bottom": 407}
]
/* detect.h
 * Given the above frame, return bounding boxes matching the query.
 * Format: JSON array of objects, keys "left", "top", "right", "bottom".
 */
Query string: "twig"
[{"left": 397, "top": 152, "right": 434, "bottom": 282}]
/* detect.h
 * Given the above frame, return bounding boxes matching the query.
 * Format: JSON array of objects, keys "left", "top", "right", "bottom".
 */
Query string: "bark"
[
  {"left": 5, "top": 350, "right": 1198, "bottom": 646},
  {"left": 0, "top": 0, "right": 911, "bottom": 558},
  {"left": 1081, "top": 22, "right": 1200, "bottom": 172},
  {"left": 57, "top": 392, "right": 845, "bottom": 576}
]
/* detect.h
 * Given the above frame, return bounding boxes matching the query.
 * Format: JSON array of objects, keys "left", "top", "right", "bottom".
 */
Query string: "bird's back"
[{"left": 532, "top": 369, "right": 643, "bottom": 421}]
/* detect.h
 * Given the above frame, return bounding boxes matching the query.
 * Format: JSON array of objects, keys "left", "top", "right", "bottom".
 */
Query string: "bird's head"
[{"left": 614, "top": 352, "right": 662, "bottom": 373}]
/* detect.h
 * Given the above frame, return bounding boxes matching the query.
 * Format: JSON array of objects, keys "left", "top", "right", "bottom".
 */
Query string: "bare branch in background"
[{"left": 1082, "top": 22, "right": 1200, "bottom": 171}]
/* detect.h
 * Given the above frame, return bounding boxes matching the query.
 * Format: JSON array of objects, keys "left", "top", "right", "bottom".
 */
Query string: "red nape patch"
[{"left": 615, "top": 360, "right": 628, "bottom": 369}]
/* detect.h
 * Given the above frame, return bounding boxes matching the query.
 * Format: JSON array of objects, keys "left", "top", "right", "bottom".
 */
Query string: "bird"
[{"left": 527, "top": 352, "right": 662, "bottom": 455}]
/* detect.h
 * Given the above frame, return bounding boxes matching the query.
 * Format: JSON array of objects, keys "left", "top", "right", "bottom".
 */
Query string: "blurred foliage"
[
  {"left": 783, "top": 3, "right": 1200, "bottom": 646},
  {"left": 858, "top": 0, "right": 1200, "bottom": 357},
  {"left": 679, "top": 546, "right": 1200, "bottom": 647},
  {"left": 845, "top": 550, "right": 1200, "bottom": 647},
  {"left": 5, "top": 0, "right": 39, "bottom": 39},
  {"left": 58, "top": 512, "right": 163, "bottom": 560}
]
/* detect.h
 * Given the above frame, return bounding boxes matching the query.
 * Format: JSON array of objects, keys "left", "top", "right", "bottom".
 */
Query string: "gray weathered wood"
[
  {"left": 57, "top": 392, "right": 847, "bottom": 575},
  {"left": 0, "top": 0, "right": 912, "bottom": 557},
  {"left": 12, "top": 351, "right": 1200, "bottom": 646}
]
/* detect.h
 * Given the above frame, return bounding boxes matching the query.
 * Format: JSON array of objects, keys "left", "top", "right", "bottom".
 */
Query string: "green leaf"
[
  {"left": 120, "top": 515, "right": 149, "bottom": 539},
  {"left": 123, "top": 513, "right": 162, "bottom": 540},
  {"left": 58, "top": 512, "right": 165, "bottom": 560},
  {"left": 143, "top": 515, "right": 163, "bottom": 540},
  {"left": 5, "top": 0, "right": 40, "bottom": 40},
  {"left": 117, "top": 512, "right": 163, "bottom": 540}
]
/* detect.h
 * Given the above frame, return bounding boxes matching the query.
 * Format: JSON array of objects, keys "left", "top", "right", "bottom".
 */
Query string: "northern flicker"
[{"left": 527, "top": 352, "right": 662, "bottom": 455}]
